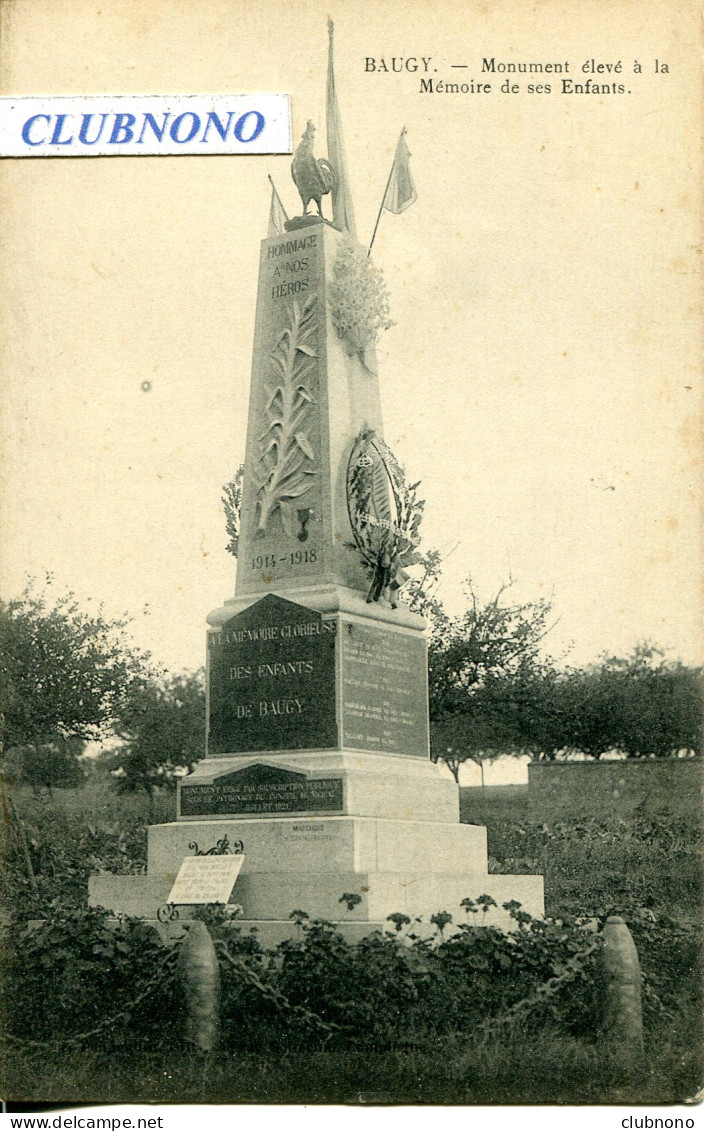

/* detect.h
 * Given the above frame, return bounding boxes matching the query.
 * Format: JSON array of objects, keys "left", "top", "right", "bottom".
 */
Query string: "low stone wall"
[
  {"left": 461, "top": 784, "right": 529, "bottom": 801},
  {"left": 528, "top": 758, "right": 702, "bottom": 808}
]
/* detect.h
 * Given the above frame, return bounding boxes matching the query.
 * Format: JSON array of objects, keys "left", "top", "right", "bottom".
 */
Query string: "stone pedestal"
[
  {"left": 90, "top": 739, "right": 544, "bottom": 936},
  {"left": 88, "top": 219, "right": 544, "bottom": 939},
  {"left": 178, "top": 751, "right": 458, "bottom": 824},
  {"left": 89, "top": 812, "right": 543, "bottom": 938}
]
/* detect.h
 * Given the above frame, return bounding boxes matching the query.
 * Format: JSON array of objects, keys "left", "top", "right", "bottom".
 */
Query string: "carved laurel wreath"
[
  {"left": 254, "top": 296, "right": 319, "bottom": 539},
  {"left": 346, "top": 428, "right": 424, "bottom": 605}
]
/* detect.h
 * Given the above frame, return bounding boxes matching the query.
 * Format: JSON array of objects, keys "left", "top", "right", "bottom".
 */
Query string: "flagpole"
[
  {"left": 268, "top": 174, "right": 289, "bottom": 220},
  {"left": 367, "top": 156, "right": 396, "bottom": 258},
  {"left": 327, "top": 17, "right": 357, "bottom": 237}
]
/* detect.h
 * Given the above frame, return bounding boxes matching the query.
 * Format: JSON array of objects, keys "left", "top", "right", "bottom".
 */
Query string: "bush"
[
  {"left": 461, "top": 794, "right": 702, "bottom": 1033},
  {"left": 0, "top": 786, "right": 152, "bottom": 919},
  {"left": 15, "top": 741, "right": 86, "bottom": 789},
  {"left": 202, "top": 903, "right": 604, "bottom": 1053},
  {"left": 0, "top": 891, "right": 694, "bottom": 1081},
  {"left": 0, "top": 904, "right": 176, "bottom": 1048},
  {"left": 1, "top": 781, "right": 699, "bottom": 1104}
]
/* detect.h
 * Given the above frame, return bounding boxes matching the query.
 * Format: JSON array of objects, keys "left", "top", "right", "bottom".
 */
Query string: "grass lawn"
[
  {"left": 3, "top": 1030, "right": 701, "bottom": 1106},
  {"left": 460, "top": 779, "right": 702, "bottom": 925}
]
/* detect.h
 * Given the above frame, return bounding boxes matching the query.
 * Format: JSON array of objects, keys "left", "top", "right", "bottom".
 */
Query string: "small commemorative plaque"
[
  {"left": 167, "top": 854, "right": 245, "bottom": 906},
  {"left": 180, "top": 762, "right": 344, "bottom": 817}
]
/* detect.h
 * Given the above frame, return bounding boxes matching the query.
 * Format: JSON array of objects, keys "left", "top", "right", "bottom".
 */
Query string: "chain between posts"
[
  {"left": 477, "top": 931, "right": 603, "bottom": 1042},
  {"left": 1, "top": 947, "right": 179, "bottom": 1051},
  {"left": 214, "top": 940, "right": 337, "bottom": 1042},
  {"left": 5, "top": 933, "right": 337, "bottom": 1049},
  {"left": 4, "top": 919, "right": 666, "bottom": 1052}
]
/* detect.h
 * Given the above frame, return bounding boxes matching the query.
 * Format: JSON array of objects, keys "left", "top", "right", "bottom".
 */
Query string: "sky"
[{"left": 1, "top": 0, "right": 701, "bottom": 676}]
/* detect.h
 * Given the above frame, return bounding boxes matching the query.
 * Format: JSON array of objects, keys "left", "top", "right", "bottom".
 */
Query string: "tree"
[
  {"left": 553, "top": 665, "right": 621, "bottom": 760},
  {"left": 430, "top": 661, "right": 567, "bottom": 780},
  {"left": 0, "top": 579, "right": 154, "bottom": 781},
  {"left": 558, "top": 645, "right": 702, "bottom": 760},
  {"left": 402, "top": 547, "right": 449, "bottom": 626},
  {"left": 20, "top": 737, "right": 86, "bottom": 790},
  {"left": 428, "top": 579, "right": 556, "bottom": 781},
  {"left": 430, "top": 701, "right": 511, "bottom": 785},
  {"left": 111, "top": 669, "right": 206, "bottom": 792}
]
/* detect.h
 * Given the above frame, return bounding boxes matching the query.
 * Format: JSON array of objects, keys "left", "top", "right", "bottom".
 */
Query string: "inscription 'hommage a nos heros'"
[
  {"left": 267, "top": 234, "right": 317, "bottom": 300},
  {"left": 207, "top": 594, "right": 338, "bottom": 755}
]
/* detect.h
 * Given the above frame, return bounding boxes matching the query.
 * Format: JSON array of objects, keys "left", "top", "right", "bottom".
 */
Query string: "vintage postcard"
[{"left": 0, "top": 0, "right": 701, "bottom": 1116}]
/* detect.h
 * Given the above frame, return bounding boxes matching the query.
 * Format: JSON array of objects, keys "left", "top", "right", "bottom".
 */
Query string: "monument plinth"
[{"left": 89, "top": 28, "right": 543, "bottom": 940}]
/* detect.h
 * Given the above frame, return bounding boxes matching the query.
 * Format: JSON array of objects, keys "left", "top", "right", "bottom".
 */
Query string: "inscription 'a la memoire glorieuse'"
[
  {"left": 207, "top": 596, "right": 339, "bottom": 754},
  {"left": 210, "top": 617, "right": 336, "bottom": 646}
]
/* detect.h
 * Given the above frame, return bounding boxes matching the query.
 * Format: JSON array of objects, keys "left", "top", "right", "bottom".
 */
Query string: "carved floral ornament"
[
  {"left": 254, "top": 295, "right": 319, "bottom": 539},
  {"left": 346, "top": 428, "right": 424, "bottom": 605},
  {"left": 329, "top": 238, "right": 393, "bottom": 367}
]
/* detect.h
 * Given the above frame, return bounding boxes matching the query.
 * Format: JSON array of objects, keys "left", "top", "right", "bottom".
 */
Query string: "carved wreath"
[
  {"left": 255, "top": 296, "right": 319, "bottom": 538},
  {"left": 346, "top": 428, "right": 424, "bottom": 606}
]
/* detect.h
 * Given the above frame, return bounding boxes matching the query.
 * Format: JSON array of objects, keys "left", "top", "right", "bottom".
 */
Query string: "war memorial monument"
[{"left": 90, "top": 25, "right": 544, "bottom": 942}]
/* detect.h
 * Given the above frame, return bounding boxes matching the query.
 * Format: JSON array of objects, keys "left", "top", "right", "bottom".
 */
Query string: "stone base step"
[
  {"left": 89, "top": 870, "right": 543, "bottom": 929},
  {"left": 179, "top": 751, "right": 459, "bottom": 824},
  {"left": 148, "top": 815, "right": 488, "bottom": 878}
]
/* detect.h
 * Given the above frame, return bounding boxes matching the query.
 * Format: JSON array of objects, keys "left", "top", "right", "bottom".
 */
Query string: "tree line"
[
  {"left": 0, "top": 575, "right": 701, "bottom": 791},
  {"left": 0, "top": 578, "right": 204, "bottom": 792}
]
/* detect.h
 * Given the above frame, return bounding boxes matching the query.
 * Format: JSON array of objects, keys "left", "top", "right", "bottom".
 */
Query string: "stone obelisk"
[
  {"left": 187, "top": 113, "right": 451, "bottom": 827},
  {"left": 89, "top": 24, "right": 543, "bottom": 939}
]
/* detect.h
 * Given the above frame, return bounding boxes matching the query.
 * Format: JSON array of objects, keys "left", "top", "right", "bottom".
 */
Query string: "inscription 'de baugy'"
[{"left": 207, "top": 594, "right": 337, "bottom": 755}]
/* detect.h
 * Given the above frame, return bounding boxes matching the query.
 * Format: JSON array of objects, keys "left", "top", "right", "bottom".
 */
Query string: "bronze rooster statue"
[{"left": 291, "top": 120, "right": 336, "bottom": 219}]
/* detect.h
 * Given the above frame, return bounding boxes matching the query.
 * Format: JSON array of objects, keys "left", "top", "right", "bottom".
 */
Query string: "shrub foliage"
[
  {"left": 0, "top": 905, "right": 176, "bottom": 1048},
  {"left": 1, "top": 896, "right": 603, "bottom": 1054},
  {"left": 1, "top": 785, "right": 698, "bottom": 1065}
]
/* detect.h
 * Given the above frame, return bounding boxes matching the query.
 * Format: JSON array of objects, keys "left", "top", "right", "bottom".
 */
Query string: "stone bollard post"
[
  {"left": 601, "top": 915, "right": 644, "bottom": 1052},
  {"left": 176, "top": 920, "right": 220, "bottom": 1053}
]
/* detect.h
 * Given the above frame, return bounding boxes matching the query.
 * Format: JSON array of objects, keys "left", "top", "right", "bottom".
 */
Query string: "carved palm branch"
[{"left": 255, "top": 296, "right": 319, "bottom": 537}]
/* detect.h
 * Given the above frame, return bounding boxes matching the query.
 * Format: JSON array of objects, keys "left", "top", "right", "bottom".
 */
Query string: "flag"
[
  {"left": 267, "top": 175, "right": 288, "bottom": 236},
  {"left": 326, "top": 18, "right": 357, "bottom": 237},
  {"left": 383, "top": 128, "right": 417, "bottom": 215}
]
